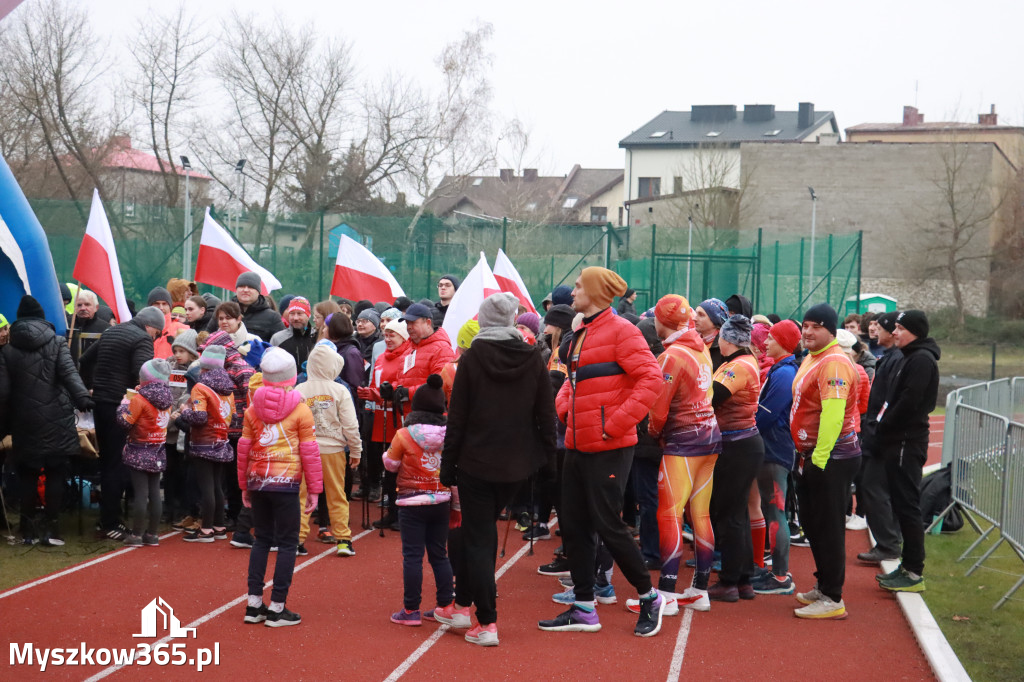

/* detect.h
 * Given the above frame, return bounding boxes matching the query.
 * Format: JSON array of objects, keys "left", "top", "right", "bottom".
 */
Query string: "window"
[
  {"left": 472, "top": 177, "right": 483, "bottom": 186},
  {"left": 526, "top": 202, "right": 537, "bottom": 211},
  {"left": 763, "top": 129, "right": 782, "bottom": 137},
  {"left": 563, "top": 196, "right": 578, "bottom": 208},
  {"left": 618, "top": 206, "right": 624, "bottom": 226},
  {"left": 673, "top": 176, "right": 683, "bottom": 194},
  {"left": 291, "top": 232, "right": 298, "bottom": 242},
  {"left": 638, "top": 177, "right": 661, "bottom": 198},
  {"left": 649, "top": 131, "right": 667, "bottom": 138},
  {"left": 590, "top": 206, "right": 607, "bottom": 223},
  {"left": 705, "top": 131, "right": 721, "bottom": 137}
]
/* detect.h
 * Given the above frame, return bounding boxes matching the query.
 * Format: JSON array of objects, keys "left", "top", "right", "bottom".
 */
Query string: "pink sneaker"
[
  {"left": 432, "top": 603, "right": 471, "bottom": 629},
  {"left": 390, "top": 609, "right": 422, "bottom": 626},
  {"left": 465, "top": 622, "right": 498, "bottom": 646}
]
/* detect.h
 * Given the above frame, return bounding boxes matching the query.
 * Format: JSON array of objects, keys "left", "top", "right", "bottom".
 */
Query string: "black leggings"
[
  {"left": 710, "top": 434, "right": 765, "bottom": 586},
  {"left": 193, "top": 458, "right": 226, "bottom": 530},
  {"left": 129, "top": 468, "right": 162, "bottom": 536},
  {"left": 18, "top": 460, "right": 68, "bottom": 539}
]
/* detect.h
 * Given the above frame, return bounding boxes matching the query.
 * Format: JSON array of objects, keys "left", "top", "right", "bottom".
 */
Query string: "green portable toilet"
[{"left": 845, "top": 293, "right": 897, "bottom": 316}]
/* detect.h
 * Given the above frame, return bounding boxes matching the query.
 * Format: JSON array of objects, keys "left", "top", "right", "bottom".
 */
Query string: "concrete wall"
[{"left": 741, "top": 141, "right": 1010, "bottom": 313}]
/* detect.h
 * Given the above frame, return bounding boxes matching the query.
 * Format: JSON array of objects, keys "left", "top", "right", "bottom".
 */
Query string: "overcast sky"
[{"left": 70, "top": 0, "right": 1024, "bottom": 174}]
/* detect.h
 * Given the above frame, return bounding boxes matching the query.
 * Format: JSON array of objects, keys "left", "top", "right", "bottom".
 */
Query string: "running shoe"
[
  {"left": 432, "top": 603, "right": 472, "bottom": 629},
  {"left": 879, "top": 567, "right": 925, "bottom": 593},
  {"left": 634, "top": 592, "right": 665, "bottom": 637},
  {"left": 337, "top": 539, "right": 355, "bottom": 557},
  {"left": 794, "top": 597, "right": 847, "bottom": 619},
  {"left": 318, "top": 528, "right": 336, "bottom": 544},
  {"left": 538, "top": 557, "right": 571, "bottom": 577},
  {"left": 141, "top": 532, "right": 160, "bottom": 547},
  {"left": 244, "top": 604, "right": 268, "bottom": 624},
  {"left": 676, "top": 587, "right": 710, "bottom": 612},
  {"left": 184, "top": 529, "right": 215, "bottom": 543},
  {"left": 390, "top": 608, "right": 422, "bottom": 626},
  {"left": 230, "top": 531, "right": 254, "bottom": 548},
  {"left": 707, "top": 582, "right": 738, "bottom": 602},
  {"left": 751, "top": 571, "right": 795, "bottom": 595},
  {"left": 296, "top": 544, "right": 308, "bottom": 556},
  {"left": 538, "top": 605, "right": 602, "bottom": 632},
  {"left": 790, "top": 532, "right": 811, "bottom": 547},
  {"left": 795, "top": 585, "right": 824, "bottom": 605},
  {"left": 465, "top": 623, "right": 498, "bottom": 646},
  {"left": 626, "top": 593, "right": 680, "bottom": 616},
  {"left": 123, "top": 534, "right": 143, "bottom": 547},
  {"left": 876, "top": 565, "right": 903, "bottom": 582},
  {"left": 522, "top": 524, "right": 551, "bottom": 541},
  {"left": 265, "top": 607, "right": 301, "bottom": 627},
  {"left": 845, "top": 515, "right": 868, "bottom": 531},
  {"left": 552, "top": 584, "right": 617, "bottom": 605}
]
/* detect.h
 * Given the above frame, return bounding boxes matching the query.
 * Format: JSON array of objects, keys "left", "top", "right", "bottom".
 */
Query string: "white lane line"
[
  {"left": 666, "top": 608, "right": 695, "bottom": 682},
  {"left": 384, "top": 520, "right": 554, "bottom": 682},
  {"left": 85, "top": 528, "right": 374, "bottom": 681},
  {"left": 0, "top": 530, "right": 180, "bottom": 600}
]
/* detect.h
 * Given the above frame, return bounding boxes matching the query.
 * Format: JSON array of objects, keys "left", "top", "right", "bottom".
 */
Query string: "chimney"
[
  {"left": 797, "top": 102, "right": 815, "bottom": 129},
  {"left": 523, "top": 168, "right": 538, "bottom": 182},
  {"left": 902, "top": 106, "right": 924, "bottom": 126},
  {"left": 110, "top": 134, "right": 132, "bottom": 149},
  {"left": 743, "top": 104, "right": 776, "bottom": 122},
  {"left": 978, "top": 104, "right": 998, "bottom": 126},
  {"left": 499, "top": 169, "right": 514, "bottom": 182}
]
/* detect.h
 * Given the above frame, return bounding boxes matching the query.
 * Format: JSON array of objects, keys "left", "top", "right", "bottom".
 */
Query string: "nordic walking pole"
[
  {"left": 528, "top": 476, "right": 536, "bottom": 557},
  {"left": 499, "top": 513, "right": 514, "bottom": 558}
]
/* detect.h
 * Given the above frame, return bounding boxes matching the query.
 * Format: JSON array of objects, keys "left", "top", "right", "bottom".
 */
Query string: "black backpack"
[{"left": 920, "top": 464, "right": 964, "bottom": 533}]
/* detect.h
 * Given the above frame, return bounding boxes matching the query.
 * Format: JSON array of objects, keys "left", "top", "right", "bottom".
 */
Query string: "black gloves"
[
  {"left": 440, "top": 461, "right": 458, "bottom": 488},
  {"left": 76, "top": 396, "right": 95, "bottom": 412},
  {"left": 394, "top": 385, "right": 410, "bottom": 404},
  {"left": 379, "top": 382, "right": 394, "bottom": 401}
]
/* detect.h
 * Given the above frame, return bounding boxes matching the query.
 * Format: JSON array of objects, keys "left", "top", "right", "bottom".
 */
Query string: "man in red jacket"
[{"left": 538, "top": 267, "right": 666, "bottom": 638}]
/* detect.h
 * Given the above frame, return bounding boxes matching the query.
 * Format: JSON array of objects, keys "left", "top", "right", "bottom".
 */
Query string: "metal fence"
[{"left": 934, "top": 377, "right": 1024, "bottom": 609}]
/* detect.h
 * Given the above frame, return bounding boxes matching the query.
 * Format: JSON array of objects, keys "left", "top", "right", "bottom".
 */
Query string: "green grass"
[
  {"left": 0, "top": 507, "right": 131, "bottom": 592},
  {"left": 922, "top": 528, "right": 1024, "bottom": 682},
  {"left": 938, "top": 343, "right": 1024, "bottom": 382}
]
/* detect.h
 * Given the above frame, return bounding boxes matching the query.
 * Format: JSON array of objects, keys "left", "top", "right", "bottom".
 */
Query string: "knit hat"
[
  {"left": 698, "top": 298, "right": 729, "bottom": 328},
  {"left": 803, "top": 303, "right": 838, "bottom": 336},
  {"left": 16, "top": 295, "right": 45, "bottom": 320},
  {"left": 478, "top": 292, "right": 518, "bottom": 329},
  {"left": 171, "top": 305, "right": 186, "bottom": 316},
  {"left": 0, "top": 313, "right": 8, "bottom": 329},
  {"left": 235, "top": 272, "right": 262, "bottom": 290},
  {"left": 876, "top": 311, "right": 899, "bottom": 334},
  {"left": 353, "top": 300, "right": 373, "bottom": 317},
  {"left": 393, "top": 296, "right": 413, "bottom": 312},
  {"left": 357, "top": 308, "right": 381, "bottom": 328},
  {"left": 579, "top": 267, "right": 627, "bottom": 309},
  {"left": 260, "top": 347, "right": 297, "bottom": 388},
  {"left": 896, "top": 309, "right": 929, "bottom": 339},
  {"left": 380, "top": 307, "right": 402, "bottom": 324},
  {"left": 199, "top": 344, "right": 226, "bottom": 370},
  {"left": 140, "top": 358, "right": 172, "bottom": 385},
  {"left": 751, "top": 314, "right": 771, "bottom": 326},
  {"left": 59, "top": 282, "right": 72, "bottom": 303},
  {"left": 277, "top": 294, "right": 295, "bottom": 315},
  {"left": 457, "top": 319, "right": 480, "bottom": 349},
  {"left": 147, "top": 286, "right": 173, "bottom": 306},
  {"left": 201, "top": 292, "right": 221, "bottom": 309},
  {"left": 836, "top": 328, "right": 858, "bottom": 349},
  {"left": 725, "top": 294, "right": 753, "bottom": 318},
  {"left": 438, "top": 274, "right": 461, "bottom": 290},
  {"left": 400, "top": 302, "right": 433, "bottom": 322},
  {"left": 720, "top": 314, "right": 753, "bottom": 346},
  {"left": 654, "top": 294, "right": 692, "bottom": 330},
  {"left": 285, "top": 296, "right": 311, "bottom": 317},
  {"left": 134, "top": 306, "right": 166, "bottom": 332},
  {"left": 769, "top": 319, "right": 802, "bottom": 354},
  {"left": 751, "top": 322, "right": 771, "bottom": 354},
  {"left": 411, "top": 374, "right": 446, "bottom": 414},
  {"left": 516, "top": 312, "right": 541, "bottom": 336},
  {"left": 384, "top": 319, "right": 409, "bottom": 340},
  {"left": 172, "top": 329, "right": 199, "bottom": 358},
  {"left": 550, "top": 285, "right": 574, "bottom": 307},
  {"left": 544, "top": 304, "right": 575, "bottom": 332}
]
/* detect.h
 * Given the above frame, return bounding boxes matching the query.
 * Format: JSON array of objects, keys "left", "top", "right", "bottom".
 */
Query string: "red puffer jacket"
[
  {"left": 367, "top": 338, "right": 412, "bottom": 443},
  {"left": 555, "top": 308, "right": 663, "bottom": 452},
  {"left": 395, "top": 328, "right": 455, "bottom": 400}
]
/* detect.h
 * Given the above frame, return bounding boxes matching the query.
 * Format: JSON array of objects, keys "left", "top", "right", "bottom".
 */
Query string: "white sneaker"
[
  {"left": 676, "top": 586, "right": 710, "bottom": 612},
  {"left": 625, "top": 592, "right": 679, "bottom": 616},
  {"left": 845, "top": 515, "right": 868, "bottom": 531},
  {"left": 794, "top": 597, "right": 847, "bottom": 619},
  {"left": 795, "top": 586, "right": 824, "bottom": 605}
]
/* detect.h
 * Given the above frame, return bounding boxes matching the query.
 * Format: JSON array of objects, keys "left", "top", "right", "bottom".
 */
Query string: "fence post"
[
  {"left": 856, "top": 231, "right": 863, "bottom": 313},
  {"left": 502, "top": 217, "right": 507, "bottom": 253},
  {"left": 550, "top": 256, "right": 555, "bottom": 292},
  {"left": 773, "top": 240, "right": 779, "bottom": 315},
  {"left": 992, "top": 343, "right": 997, "bottom": 381},
  {"left": 649, "top": 224, "right": 657, "bottom": 304},
  {"left": 798, "top": 238, "right": 805, "bottom": 307},
  {"left": 318, "top": 212, "right": 324, "bottom": 302},
  {"left": 826, "top": 233, "right": 833, "bottom": 303},
  {"left": 425, "top": 218, "right": 433, "bottom": 297}
]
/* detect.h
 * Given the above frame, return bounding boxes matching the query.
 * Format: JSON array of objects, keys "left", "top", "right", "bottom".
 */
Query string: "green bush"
[{"left": 927, "top": 308, "right": 1024, "bottom": 346}]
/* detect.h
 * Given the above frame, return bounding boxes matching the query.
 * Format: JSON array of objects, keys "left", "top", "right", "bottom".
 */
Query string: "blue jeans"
[
  {"left": 398, "top": 503, "right": 454, "bottom": 611},
  {"left": 632, "top": 456, "right": 661, "bottom": 564},
  {"left": 247, "top": 490, "right": 300, "bottom": 604}
]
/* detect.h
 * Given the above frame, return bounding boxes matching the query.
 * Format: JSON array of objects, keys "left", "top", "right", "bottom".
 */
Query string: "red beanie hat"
[
  {"left": 769, "top": 319, "right": 801, "bottom": 354},
  {"left": 654, "top": 294, "right": 692, "bottom": 330}
]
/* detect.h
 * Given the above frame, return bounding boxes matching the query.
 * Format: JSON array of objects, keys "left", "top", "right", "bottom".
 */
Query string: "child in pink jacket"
[{"left": 237, "top": 348, "right": 322, "bottom": 627}]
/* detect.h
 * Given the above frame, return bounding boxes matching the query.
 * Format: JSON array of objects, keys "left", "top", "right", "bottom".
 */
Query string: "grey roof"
[{"left": 619, "top": 105, "right": 838, "bottom": 148}]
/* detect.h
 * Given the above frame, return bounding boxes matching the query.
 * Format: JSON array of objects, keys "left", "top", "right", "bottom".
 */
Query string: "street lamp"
[
  {"left": 686, "top": 203, "right": 698, "bottom": 300},
  {"left": 180, "top": 155, "right": 192, "bottom": 279},
  {"left": 234, "top": 159, "right": 246, "bottom": 239},
  {"left": 808, "top": 187, "right": 817, "bottom": 294}
]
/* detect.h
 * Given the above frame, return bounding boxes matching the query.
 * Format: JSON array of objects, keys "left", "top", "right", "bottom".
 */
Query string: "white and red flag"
[
  {"left": 72, "top": 189, "right": 132, "bottom": 322},
  {"left": 493, "top": 248, "right": 536, "bottom": 313},
  {"left": 441, "top": 251, "right": 501, "bottom": 350},
  {"left": 330, "top": 233, "right": 405, "bottom": 303},
  {"left": 194, "top": 208, "right": 281, "bottom": 294}
]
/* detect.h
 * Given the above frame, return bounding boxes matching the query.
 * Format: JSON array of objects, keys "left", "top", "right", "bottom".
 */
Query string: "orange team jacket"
[
  {"left": 648, "top": 328, "right": 721, "bottom": 457},
  {"left": 189, "top": 382, "right": 234, "bottom": 446},
  {"left": 122, "top": 393, "right": 171, "bottom": 444},
  {"left": 713, "top": 353, "right": 761, "bottom": 436},
  {"left": 237, "top": 387, "right": 323, "bottom": 494},
  {"left": 789, "top": 342, "right": 860, "bottom": 453}
]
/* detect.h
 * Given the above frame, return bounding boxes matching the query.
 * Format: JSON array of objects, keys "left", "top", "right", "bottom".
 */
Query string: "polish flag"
[
  {"left": 493, "top": 248, "right": 536, "bottom": 313},
  {"left": 72, "top": 189, "right": 132, "bottom": 323},
  {"left": 441, "top": 251, "right": 501, "bottom": 350},
  {"left": 330, "top": 233, "right": 405, "bottom": 303},
  {"left": 194, "top": 208, "right": 281, "bottom": 294}
]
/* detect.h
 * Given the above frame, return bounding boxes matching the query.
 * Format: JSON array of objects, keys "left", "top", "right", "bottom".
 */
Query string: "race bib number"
[{"left": 403, "top": 350, "right": 417, "bottom": 374}]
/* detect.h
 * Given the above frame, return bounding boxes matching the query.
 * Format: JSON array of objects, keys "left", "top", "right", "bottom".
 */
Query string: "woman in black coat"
[{"left": 0, "top": 296, "right": 93, "bottom": 545}]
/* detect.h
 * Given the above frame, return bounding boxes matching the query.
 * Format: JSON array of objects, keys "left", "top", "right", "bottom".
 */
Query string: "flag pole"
[{"left": 66, "top": 282, "right": 80, "bottom": 348}]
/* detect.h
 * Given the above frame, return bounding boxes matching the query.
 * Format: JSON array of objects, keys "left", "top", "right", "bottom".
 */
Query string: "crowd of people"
[{"left": 0, "top": 267, "right": 940, "bottom": 643}]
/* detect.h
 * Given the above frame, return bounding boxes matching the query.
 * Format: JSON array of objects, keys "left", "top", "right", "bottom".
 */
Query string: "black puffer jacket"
[
  {"left": 79, "top": 318, "right": 154, "bottom": 404},
  {"left": 0, "top": 318, "right": 92, "bottom": 465},
  {"left": 207, "top": 295, "right": 283, "bottom": 342}
]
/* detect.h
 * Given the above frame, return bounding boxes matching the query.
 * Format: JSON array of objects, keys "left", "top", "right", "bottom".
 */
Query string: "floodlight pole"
[
  {"left": 808, "top": 187, "right": 817, "bottom": 294},
  {"left": 180, "top": 156, "right": 192, "bottom": 279}
]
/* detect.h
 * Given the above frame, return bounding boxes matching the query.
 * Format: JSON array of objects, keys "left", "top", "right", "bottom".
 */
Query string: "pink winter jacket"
[{"left": 237, "top": 386, "right": 323, "bottom": 494}]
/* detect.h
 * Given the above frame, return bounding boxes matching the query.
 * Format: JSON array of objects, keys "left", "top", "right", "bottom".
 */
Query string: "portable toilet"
[{"left": 845, "top": 293, "right": 897, "bottom": 316}]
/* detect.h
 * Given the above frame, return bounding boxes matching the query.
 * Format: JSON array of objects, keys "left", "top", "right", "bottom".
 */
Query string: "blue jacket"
[{"left": 755, "top": 354, "right": 798, "bottom": 469}]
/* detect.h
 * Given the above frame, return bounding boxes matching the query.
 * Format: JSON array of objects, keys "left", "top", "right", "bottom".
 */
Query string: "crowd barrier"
[{"left": 933, "top": 377, "right": 1024, "bottom": 609}]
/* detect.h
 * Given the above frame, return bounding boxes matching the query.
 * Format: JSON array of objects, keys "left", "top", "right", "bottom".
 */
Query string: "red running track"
[{"left": 2, "top": 420, "right": 946, "bottom": 681}]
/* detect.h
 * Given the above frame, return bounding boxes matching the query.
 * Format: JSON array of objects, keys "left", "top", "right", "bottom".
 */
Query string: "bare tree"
[
  {"left": 0, "top": 0, "right": 118, "bottom": 223},
  {"left": 128, "top": 3, "right": 209, "bottom": 207}
]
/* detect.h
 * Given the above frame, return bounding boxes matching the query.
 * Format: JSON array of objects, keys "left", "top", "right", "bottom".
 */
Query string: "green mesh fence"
[{"left": 30, "top": 198, "right": 860, "bottom": 316}]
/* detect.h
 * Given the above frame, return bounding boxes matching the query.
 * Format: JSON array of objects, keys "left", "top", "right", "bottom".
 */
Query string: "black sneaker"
[
  {"left": 213, "top": 528, "right": 228, "bottom": 540},
  {"left": 244, "top": 603, "right": 269, "bottom": 624},
  {"left": 538, "top": 557, "right": 571, "bottom": 577},
  {"left": 372, "top": 514, "right": 397, "bottom": 530},
  {"left": 296, "top": 544, "right": 308, "bottom": 556},
  {"left": 230, "top": 532, "right": 254, "bottom": 548},
  {"left": 184, "top": 529, "right": 215, "bottom": 543},
  {"left": 790, "top": 532, "right": 811, "bottom": 547},
  {"left": 102, "top": 523, "right": 130, "bottom": 541},
  {"left": 265, "top": 607, "right": 301, "bottom": 627},
  {"left": 634, "top": 592, "right": 665, "bottom": 637},
  {"left": 141, "top": 532, "right": 160, "bottom": 547},
  {"left": 522, "top": 524, "right": 551, "bottom": 541}
]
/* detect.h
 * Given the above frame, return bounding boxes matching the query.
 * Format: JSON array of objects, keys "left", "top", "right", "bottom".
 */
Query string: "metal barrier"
[{"left": 934, "top": 377, "right": 1024, "bottom": 609}]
